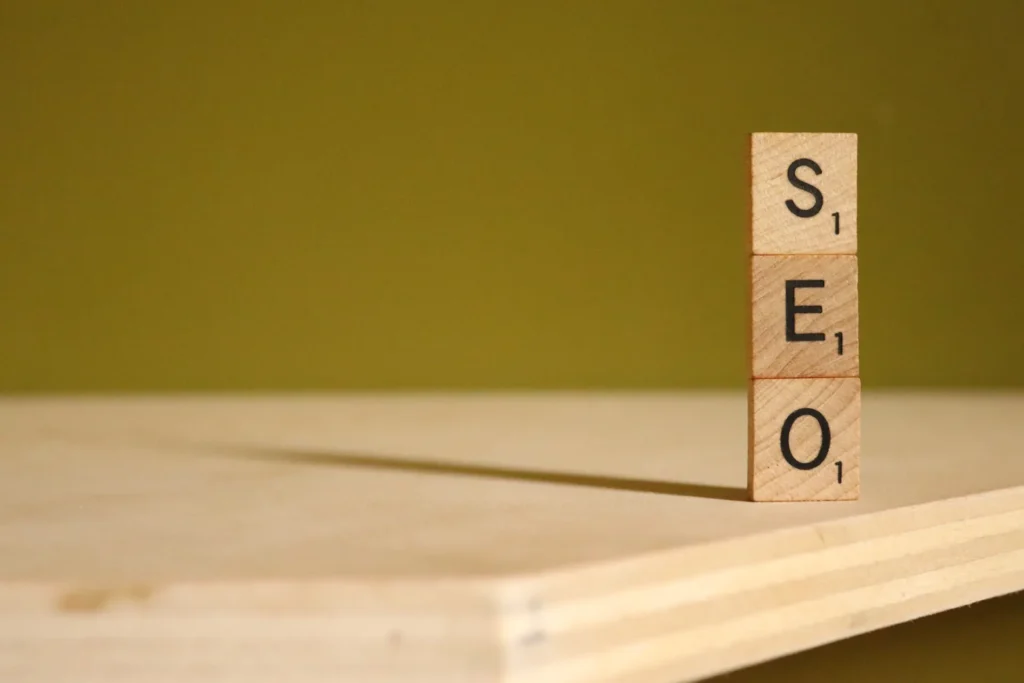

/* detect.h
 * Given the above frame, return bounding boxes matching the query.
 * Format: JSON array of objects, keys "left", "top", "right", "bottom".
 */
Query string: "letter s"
[{"left": 785, "top": 158, "right": 824, "bottom": 218}]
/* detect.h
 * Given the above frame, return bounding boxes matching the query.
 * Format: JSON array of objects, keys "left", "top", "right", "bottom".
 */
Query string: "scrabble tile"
[
  {"left": 750, "top": 254, "right": 858, "bottom": 378},
  {"left": 748, "top": 377, "right": 860, "bottom": 502},
  {"left": 750, "top": 132, "right": 857, "bottom": 255}
]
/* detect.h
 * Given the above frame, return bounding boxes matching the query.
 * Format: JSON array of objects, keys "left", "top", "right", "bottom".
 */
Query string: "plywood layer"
[{"left": 1, "top": 392, "right": 1023, "bottom": 682}]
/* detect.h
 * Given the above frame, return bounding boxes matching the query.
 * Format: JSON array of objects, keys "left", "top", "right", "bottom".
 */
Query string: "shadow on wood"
[{"left": 215, "top": 446, "right": 748, "bottom": 501}]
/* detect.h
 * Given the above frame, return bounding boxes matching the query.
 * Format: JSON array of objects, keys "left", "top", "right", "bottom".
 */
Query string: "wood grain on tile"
[
  {"left": 751, "top": 255, "right": 858, "bottom": 379},
  {"left": 749, "top": 377, "right": 861, "bottom": 502},
  {"left": 751, "top": 132, "right": 857, "bottom": 255}
]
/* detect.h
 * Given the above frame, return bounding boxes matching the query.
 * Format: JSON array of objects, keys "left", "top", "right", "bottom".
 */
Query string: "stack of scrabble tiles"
[{"left": 747, "top": 132, "right": 860, "bottom": 502}]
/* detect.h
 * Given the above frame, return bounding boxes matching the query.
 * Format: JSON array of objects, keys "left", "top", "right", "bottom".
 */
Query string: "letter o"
[{"left": 780, "top": 407, "right": 831, "bottom": 470}]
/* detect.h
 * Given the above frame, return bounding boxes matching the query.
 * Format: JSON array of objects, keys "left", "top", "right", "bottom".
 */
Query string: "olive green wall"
[{"left": 2, "top": 2, "right": 1022, "bottom": 392}]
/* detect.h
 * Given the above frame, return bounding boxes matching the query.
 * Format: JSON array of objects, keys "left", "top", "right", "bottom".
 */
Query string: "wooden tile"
[
  {"left": 750, "top": 132, "right": 857, "bottom": 255},
  {"left": 748, "top": 377, "right": 861, "bottom": 502},
  {"left": 750, "top": 254, "right": 858, "bottom": 379}
]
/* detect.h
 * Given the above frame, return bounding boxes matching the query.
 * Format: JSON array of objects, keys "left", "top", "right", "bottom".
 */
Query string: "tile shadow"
[{"left": 218, "top": 446, "right": 748, "bottom": 501}]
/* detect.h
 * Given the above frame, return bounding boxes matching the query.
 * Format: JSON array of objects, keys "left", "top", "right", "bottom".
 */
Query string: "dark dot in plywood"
[
  {"left": 520, "top": 630, "right": 546, "bottom": 647},
  {"left": 57, "top": 584, "right": 156, "bottom": 613},
  {"left": 520, "top": 596, "right": 547, "bottom": 646}
]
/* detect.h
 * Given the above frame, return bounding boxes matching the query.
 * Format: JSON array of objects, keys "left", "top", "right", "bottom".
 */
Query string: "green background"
[{"left": 2, "top": 1, "right": 1022, "bottom": 392}]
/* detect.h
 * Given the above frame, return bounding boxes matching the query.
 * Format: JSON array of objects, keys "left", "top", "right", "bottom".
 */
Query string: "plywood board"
[{"left": 2, "top": 392, "right": 1023, "bottom": 682}]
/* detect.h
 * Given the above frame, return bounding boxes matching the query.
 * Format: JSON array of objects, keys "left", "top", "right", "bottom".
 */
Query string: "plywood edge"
[
  {"left": 0, "top": 579, "right": 506, "bottom": 683},
  {"left": 566, "top": 569, "right": 1024, "bottom": 683},
  {"left": 0, "top": 577, "right": 500, "bottom": 615},
  {"left": 494, "top": 485, "right": 1024, "bottom": 683}
]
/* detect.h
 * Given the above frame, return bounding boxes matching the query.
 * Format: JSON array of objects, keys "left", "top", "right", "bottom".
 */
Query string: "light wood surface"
[{"left": 2, "top": 391, "right": 1023, "bottom": 682}]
